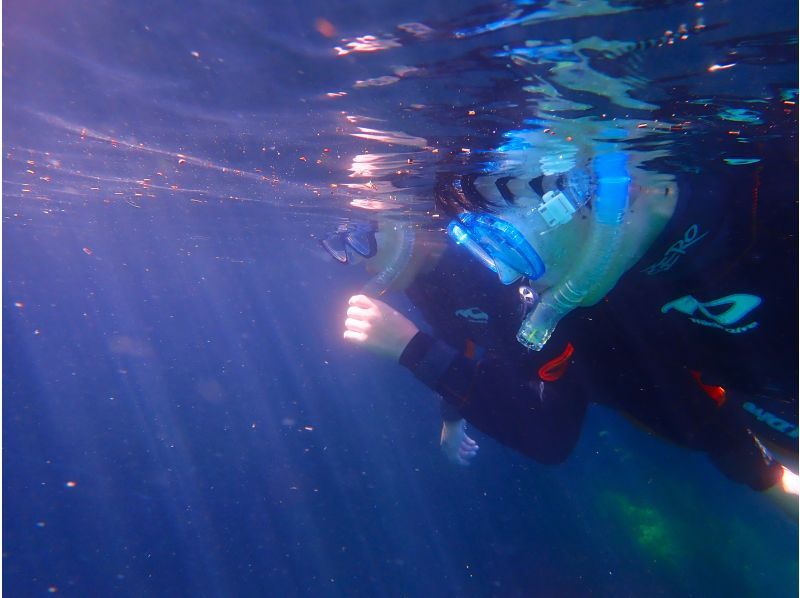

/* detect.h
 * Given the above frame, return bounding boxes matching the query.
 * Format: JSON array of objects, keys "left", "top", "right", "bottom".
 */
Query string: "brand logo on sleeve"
[
  {"left": 661, "top": 293, "right": 761, "bottom": 333},
  {"left": 455, "top": 307, "right": 489, "bottom": 324},
  {"left": 642, "top": 224, "right": 708, "bottom": 275}
]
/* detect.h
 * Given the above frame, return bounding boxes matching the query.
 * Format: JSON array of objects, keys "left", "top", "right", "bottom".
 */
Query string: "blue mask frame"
[{"left": 447, "top": 212, "right": 546, "bottom": 284}]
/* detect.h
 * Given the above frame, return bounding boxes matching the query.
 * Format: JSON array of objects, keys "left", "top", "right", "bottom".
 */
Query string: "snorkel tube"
[
  {"left": 517, "top": 152, "right": 630, "bottom": 350},
  {"left": 362, "top": 223, "right": 416, "bottom": 297}
]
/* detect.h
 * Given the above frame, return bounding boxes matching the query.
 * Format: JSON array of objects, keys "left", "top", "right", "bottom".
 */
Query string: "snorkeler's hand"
[
  {"left": 440, "top": 419, "right": 479, "bottom": 466},
  {"left": 344, "top": 294, "right": 419, "bottom": 361}
]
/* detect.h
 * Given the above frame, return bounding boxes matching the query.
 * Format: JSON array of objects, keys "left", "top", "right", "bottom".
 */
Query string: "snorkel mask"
[
  {"left": 447, "top": 164, "right": 592, "bottom": 285},
  {"left": 447, "top": 213, "right": 545, "bottom": 284},
  {"left": 320, "top": 222, "right": 378, "bottom": 264},
  {"left": 447, "top": 153, "right": 630, "bottom": 351},
  {"left": 321, "top": 220, "right": 415, "bottom": 296}
]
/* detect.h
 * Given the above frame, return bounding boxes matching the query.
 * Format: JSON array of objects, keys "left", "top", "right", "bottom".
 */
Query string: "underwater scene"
[{"left": 3, "top": 0, "right": 798, "bottom": 596}]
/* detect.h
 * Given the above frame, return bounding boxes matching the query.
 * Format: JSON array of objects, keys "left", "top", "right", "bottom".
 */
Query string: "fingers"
[
  {"left": 346, "top": 305, "right": 374, "bottom": 319},
  {"left": 459, "top": 437, "right": 479, "bottom": 462},
  {"left": 344, "top": 296, "right": 378, "bottom": 345},
  {"left": 349, "top": 294, "right": 375, "bottom": 309},
  {"left": 343, "top": 330, "right": 367, "bottom": 343},
  {"left": 344, "top": 317, "right": 371, "bottom": 333}
]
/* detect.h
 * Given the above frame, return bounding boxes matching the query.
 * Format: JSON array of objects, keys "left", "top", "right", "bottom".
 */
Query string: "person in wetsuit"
[{"left": 337, "top": 149, "right": 798, "bottom": 510}]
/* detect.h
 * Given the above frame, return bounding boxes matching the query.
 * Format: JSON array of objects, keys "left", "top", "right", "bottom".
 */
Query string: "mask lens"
[
  {"left": 346, "top": 230, "right": 377, "bottom": 258},
  {"left": 321, "top": 234, "right": 350, "bottom": 263}
]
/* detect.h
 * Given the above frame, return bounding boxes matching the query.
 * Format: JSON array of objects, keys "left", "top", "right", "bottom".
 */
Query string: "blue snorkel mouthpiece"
[{"left": 447, "top": 213, "right": 546, "bottom": 284}]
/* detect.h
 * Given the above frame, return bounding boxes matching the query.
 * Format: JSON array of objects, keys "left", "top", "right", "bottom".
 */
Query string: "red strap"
[
  {"left": 689, "top": 370, "right": 727, "bottom": 407},
  {"left": 463, "top": 339, "right": 476, "bottom": 360},
  {"left": 538, "top": 342, "right": 575, "bottom": 382}
]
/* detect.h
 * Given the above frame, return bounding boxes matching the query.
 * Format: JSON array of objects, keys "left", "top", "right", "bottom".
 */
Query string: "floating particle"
[
  {"left": 82, "top": 247, "right": 93, "bottom": 255},
  {"left": 723, "top": 158, "right": 761, "bottom": 165},
  {"left": 708, "top": 63, "right": 736, "bottom": 72},
  {"left": 303, "top": 425, "right": 314, "bottom": 431},
  {"left": 65, "top": 481, "right": 77, "bottom": 488},
  {"left": 178, "top": 158, "right": 187, "bottom": 166},
  {"left": 14, "top": 302, "right": 24, "bottom": 309},
  {"left": 190, "top": 50, "right": 200, "bottom": 59},
  {"left": 48, "top": 587, "right": 58, "bottom": 593},
  {"left": 467, "top": 110, "right": 476, "bottom": 116},
  {"left": 315, "top": 18, "right": 336, "bottom": 38},
  {"left": 36, "top": 521, "right": 46, "bottom": 528}
]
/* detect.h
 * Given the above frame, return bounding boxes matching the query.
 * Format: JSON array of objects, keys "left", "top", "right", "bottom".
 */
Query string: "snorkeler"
[{"left": 332, "top": 148, "right": 799, "bottom": 512}]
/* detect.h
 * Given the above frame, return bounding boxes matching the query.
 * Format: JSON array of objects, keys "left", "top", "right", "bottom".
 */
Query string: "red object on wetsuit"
[
  {"left": 463, "top": 339, "right": 476, "bottom": 360},
  {"left": 689, "top": 370, "right": 727, "bottom": 407},
  {"left": 538, "top": 342, "right": 574, "bottom": 382}
]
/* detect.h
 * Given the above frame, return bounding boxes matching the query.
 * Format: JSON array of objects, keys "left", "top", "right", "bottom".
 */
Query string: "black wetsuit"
[{"left": 399, "top": 170, "right": 797, "bottom": 491}]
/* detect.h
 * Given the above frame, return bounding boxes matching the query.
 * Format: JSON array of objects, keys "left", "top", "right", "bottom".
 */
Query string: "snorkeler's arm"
[
  {"left": 343, "top": 294, "right": 585, "bottom": 463},
  {"left": 399, "top": 331, "right": 587, "bottom": 464}
]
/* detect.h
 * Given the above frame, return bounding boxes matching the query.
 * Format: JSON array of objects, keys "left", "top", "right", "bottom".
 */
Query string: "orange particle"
[
  {"left": 299, "top": 156, "right": 308, "bottom": 162},
  {"left": 178, "top": 158, "right": 187, "bottom": 166},
  {"left": 566, "top": 136, "right": 573, "bottom": 142},
  {"left": 80, "top": 129, "right": 87, "bottom": 139},
  {"left": 315, "top": 18, "right": 336, "bottom": 38},
  {"left": 467, "top": 110, "right": 476, "bottom": 116},
  {"left": 14, "top": 302, "right": 24, "bottom": 309},
  {"left": 65, "top": 481, "right": 77, "bottom": 488},
  {"left": 82, "top": 247, "right": 93, "bottom": 255}
]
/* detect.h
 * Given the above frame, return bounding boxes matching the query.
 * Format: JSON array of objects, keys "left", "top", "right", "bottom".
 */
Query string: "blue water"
[{"left": 4, "top": 0, "right": 798, "bottom": 596}]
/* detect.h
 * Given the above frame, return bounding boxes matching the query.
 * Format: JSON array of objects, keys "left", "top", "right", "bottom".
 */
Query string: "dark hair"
[
  {"left": 434, "top": 172, "right": 499, "bottom": 216},
  {"left": 434, "top": 171, "right": 548, "bottom": 216}
]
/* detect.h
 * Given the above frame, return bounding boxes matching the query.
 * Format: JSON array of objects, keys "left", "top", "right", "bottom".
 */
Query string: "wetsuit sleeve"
[
  {"left": 400, "top": 331, "right": 587, "bottom": 464},
  {"left": 705, "top": 395, "right": 785, "bottom": 491},
  {"left": 439, "top": 399, "right": 462, "bottom": 423}
]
